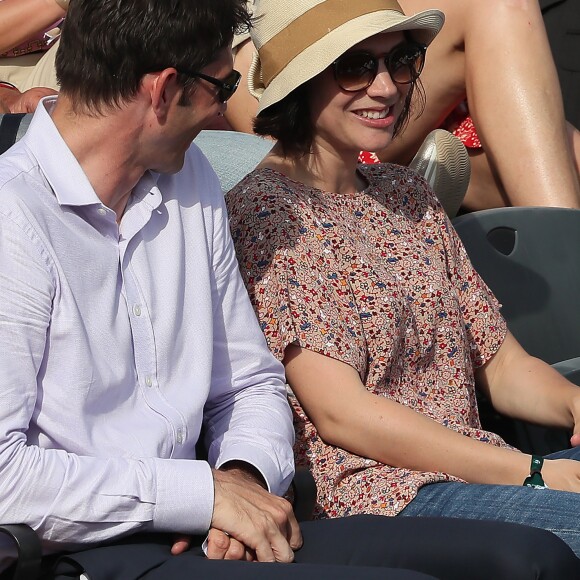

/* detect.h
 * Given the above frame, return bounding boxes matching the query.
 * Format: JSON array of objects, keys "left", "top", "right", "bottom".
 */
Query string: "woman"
[
  {"left": 224, "top": 0, "right": 580, "bottom": 213},
  {"left": 226, "top": 0, "right": 580, "bottom": 558}
]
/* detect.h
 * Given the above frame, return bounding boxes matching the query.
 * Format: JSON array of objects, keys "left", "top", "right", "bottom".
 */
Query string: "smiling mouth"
[{"left": 354, "top": 109, "right": 389, "bottom": 120}]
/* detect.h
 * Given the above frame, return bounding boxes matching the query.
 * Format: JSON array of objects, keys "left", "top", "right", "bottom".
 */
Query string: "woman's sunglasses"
[
  {"left": 176, "top": 69, "right": 242, "bottom": 103},
  {"left": 333, "top": 42, "right": 426, "bottom": 92}
]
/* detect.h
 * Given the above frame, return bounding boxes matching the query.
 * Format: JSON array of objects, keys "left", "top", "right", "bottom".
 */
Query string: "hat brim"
[{"left": 250, "top": 9, "right": 444, "bottom": 114}]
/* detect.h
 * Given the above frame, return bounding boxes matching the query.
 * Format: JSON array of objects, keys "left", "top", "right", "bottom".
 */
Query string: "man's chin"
[{"left": 151, "top": 156, "right": 186, "bottom": 175}]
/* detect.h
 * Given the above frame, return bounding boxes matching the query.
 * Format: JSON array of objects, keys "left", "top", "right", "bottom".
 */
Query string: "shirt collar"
[
  {"left": 21, "top": 96, "right": 162, "bottom": 208},
  {"left": 22, "top": 96, "right": 103, "bottom": 207}
]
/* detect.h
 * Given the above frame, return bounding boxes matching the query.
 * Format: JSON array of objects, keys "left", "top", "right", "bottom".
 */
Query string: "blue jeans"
[{"left": 400, "top": 446, "right": 580, "bottom": 557}]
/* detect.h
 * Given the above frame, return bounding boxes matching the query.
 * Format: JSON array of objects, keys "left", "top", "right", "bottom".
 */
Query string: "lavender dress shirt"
[{"left": 0, "top": 98, "right": 294, "bottom": 562}]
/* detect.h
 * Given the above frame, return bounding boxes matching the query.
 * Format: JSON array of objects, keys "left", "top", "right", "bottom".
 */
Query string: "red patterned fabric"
[
  {"left": 227, "top": 163, "right": 512, "bottom": 519},
  {"left": 441, "top": 102, "right": 482, "bottom": 149},
  {"left": 358, "top": 150, "right": 380, "bottom": 164}
]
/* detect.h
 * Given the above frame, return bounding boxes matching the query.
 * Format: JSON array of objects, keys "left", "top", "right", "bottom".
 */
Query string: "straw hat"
[{"left": 248, "top": 0, "right": 444, "bottom": 114}]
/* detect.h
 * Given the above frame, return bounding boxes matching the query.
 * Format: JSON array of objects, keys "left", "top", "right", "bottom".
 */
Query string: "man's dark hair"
[{"left": 56, "top": 0, "right": 250, "bottom": 112}]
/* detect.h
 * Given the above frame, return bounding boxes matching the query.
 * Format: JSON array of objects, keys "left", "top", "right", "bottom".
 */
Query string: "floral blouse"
[{"left": 226, "top": 163, "right": 511, "bottom": 518}]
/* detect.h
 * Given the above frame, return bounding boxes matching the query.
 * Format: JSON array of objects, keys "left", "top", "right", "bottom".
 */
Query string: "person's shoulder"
[
  {"left": 0, "top": 145, "right": 47, "bottom": 210},
  {"left": 227, "top": 168, "right": 307, "bottom": 244},
  {"left": 359, "top": 162, "right": 443, "bottom": 218},
  {"left": 359, "top": 161, "right": 428, "bottom": 191},
  {"left": 226, "top": 167, "right": 298, "bottom": 207},
  {"left": 158, "top": 142, "right": 223, "bottom": 206}
]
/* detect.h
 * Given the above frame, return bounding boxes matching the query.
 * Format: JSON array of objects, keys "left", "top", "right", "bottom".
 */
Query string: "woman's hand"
[
  {"left": 569, "top": 396, "right": 580, "bottom": 447},
  {"left": 206, "top": 528, "right": 256, "bottom": 561},
  {"left": 542, "top": 458, "right": 580, "bottom": 493}
]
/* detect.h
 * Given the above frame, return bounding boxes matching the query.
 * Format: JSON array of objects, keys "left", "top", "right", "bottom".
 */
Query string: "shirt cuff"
[
  {"left": 214, "top": 443, "right": 291, "bottom": 497},
  {"left": 148, "top": 458, "right": 214, "bottom": 534}
]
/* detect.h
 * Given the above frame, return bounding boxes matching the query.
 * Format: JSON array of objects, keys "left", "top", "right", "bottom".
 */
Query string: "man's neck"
[{"left": 50, "top": 95, "right": 150, "bottom": 221}]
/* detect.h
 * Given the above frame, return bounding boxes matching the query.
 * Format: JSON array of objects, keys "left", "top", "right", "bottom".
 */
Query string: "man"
[
  {"left": 0, "top": 0, "right": 305, "bottom": 570},
  {"left": 0, "top": 1, "right": 578, "bottom": 579}
]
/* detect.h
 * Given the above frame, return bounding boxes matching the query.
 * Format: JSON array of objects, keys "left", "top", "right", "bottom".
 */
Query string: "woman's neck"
[{"left": 260, "top": 141, "right": 366, "bottom": 195}]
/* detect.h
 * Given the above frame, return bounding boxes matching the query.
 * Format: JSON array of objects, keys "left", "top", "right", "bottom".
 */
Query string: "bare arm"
[
  {"left": 378, "top": 0, "right": 468, "bottom": 164},
  {"left": 0, "top": 85, "right": 57, "bottom": 113},
  {"left": 284, "top": 341, "right": 580, "bottom": 491},
  {"left": 0, "top": 0, "right": 66, "bottom": 55},
  {"left": 476, "top": 331, "right": 580, "bottom": 443},
  {"left": 463, "top": 0, "right": 580, "bottom": 207},
  {"left": 284, "top": 344, "right": 530, "bottom": 485},
  {"left": 383, "top": 0, "right": 580, "bottom": 208}
]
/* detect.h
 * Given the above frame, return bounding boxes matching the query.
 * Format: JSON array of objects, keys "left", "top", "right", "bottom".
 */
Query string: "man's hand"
[
  {"left": 210, "top": 463, "right": 302, "bottom": 563},
  {"left": 0, "top": 87, "right": 58, "bottom": 114}
]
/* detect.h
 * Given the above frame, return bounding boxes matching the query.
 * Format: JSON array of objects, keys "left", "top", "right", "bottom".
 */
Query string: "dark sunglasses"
[
  {"left": 177, "top": 69, "right": 241, "bottom": 103},
  {"left": 333, "top": 42, "right": 426, "bottom": 92}
]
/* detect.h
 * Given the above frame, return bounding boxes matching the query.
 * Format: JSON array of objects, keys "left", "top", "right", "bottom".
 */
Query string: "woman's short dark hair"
[
  {"left": 254, "top": 39, "right": 427, "bottom": 158},
  {"left": 56, "top": 0, "right": 250, "bottom": 113}
]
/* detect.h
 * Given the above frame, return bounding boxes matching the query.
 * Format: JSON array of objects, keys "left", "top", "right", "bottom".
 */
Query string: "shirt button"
[
  {"left": 145, "top": 376, "right": 153, "bottom": 388},
  {"left": 97, "top": 207, "right": 107, "bottom": 216},
  {"left": 133, "top": 304, "right": 142, "bottom": 317},
  {"left": 176, "top": 429, "right": 184, "bottom": 445}
]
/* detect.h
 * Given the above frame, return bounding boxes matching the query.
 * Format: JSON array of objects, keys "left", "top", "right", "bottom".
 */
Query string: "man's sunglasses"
[
  {"left": 333, "top": 42, "right": 426, "bottom": 92},
  {"left": 177, "top": 69, "right": 241, "bottom": 103}
]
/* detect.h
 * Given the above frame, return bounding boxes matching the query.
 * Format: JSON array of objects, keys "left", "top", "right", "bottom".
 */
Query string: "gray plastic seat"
[
  {"left": 453, "top": 207, "right": 580, "bottom": 367},
  {"left": 0, "top": 113, "right": 32, "bottom": 155},
  {"left": 453, "top": 207, "right": 580, "bottom": 454},
  {"left": 193, "top": 129, "right": 273, "bottom": 192}
]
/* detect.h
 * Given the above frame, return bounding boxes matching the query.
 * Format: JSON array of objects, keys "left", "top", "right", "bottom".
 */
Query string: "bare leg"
[
  {"left": 462, "top": 122, "right": 580, "bottom": 211},
  {"left": 465, "top": 0, "right": 579, "bottom": 207},
  {"left": 382, "top": 0, "right": 580, "bottom": 209}
]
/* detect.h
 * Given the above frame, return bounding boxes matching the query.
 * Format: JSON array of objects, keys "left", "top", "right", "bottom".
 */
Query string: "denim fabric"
[{"left": 400, "top": 447, "right": 580, "bottom": 557}]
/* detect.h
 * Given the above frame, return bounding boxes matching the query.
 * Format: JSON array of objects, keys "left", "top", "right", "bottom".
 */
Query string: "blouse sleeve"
[
  {"left": 428, "top": 193, "right": 508, "bottom": 368},
  {"left": 227, "top": 177, "right": 368, "bottom": 378}
]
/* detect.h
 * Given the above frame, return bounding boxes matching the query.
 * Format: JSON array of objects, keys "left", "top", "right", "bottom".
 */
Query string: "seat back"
[
  {"left": 193, "top": 130, "right": 273, "bottom": 193},
  {"left": 0, "top": 114, "right": 32, "bottom": 155},
  {"left": 453, "top": 207, "right": 580, "bottom": 455},
  {"left": 453, "top": 207, "right": 580, "bottom": 365}
]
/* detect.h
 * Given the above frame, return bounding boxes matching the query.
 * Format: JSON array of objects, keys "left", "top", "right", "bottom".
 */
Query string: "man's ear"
[{"left": 147, "top": 69, "right": 182, "bottom": 122}]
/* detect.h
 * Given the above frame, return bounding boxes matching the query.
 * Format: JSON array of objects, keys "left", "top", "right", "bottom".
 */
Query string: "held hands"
[
  {"left": 170, "top": 534, "right": 248, "bottom": 558},
  {"left": 206, "top": 528, "right": 256, "bottom": 561},
  {"left": 208, "top": 462, "right": 302, "bottom": 562}
]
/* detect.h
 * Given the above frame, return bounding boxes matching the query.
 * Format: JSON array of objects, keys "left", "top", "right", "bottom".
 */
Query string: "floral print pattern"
[{"left": 226, "top": 163, "right": 510, "bottom": 518}]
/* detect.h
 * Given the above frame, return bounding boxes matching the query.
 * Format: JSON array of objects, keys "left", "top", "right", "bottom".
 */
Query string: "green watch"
[{"left": 523, "top": 455, "right": 548, "bottom": 489}]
